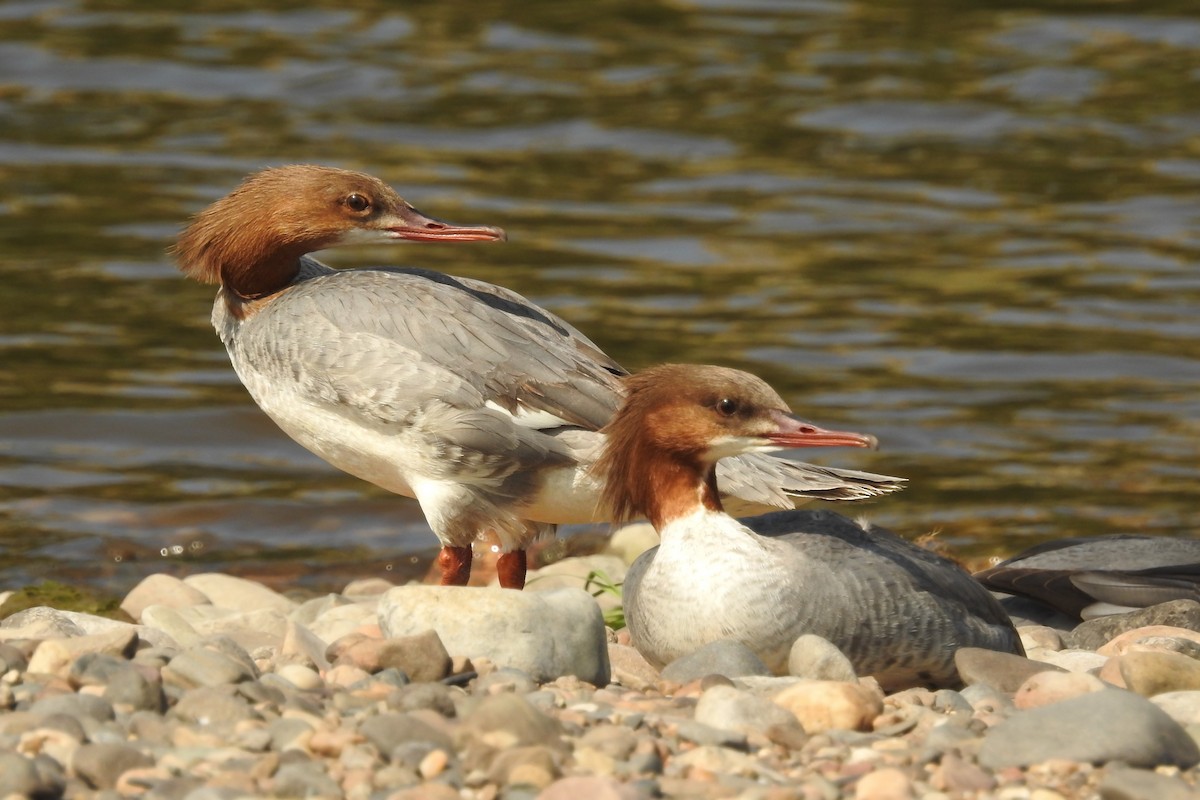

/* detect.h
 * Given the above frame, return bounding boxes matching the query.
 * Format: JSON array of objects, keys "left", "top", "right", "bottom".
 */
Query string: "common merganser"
[
  {"left": 976, "top": 535, "right": 1200, "bottom": 620},
  {"left": 602, "top": 364, "right": 1021, "bottom": 689},
  {"left": 174, "top": 165, "right": 905, "bottom": 589}
]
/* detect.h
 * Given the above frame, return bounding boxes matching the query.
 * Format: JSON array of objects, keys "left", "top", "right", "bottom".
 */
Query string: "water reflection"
[{"left": 0, "top": 0, "right": 1197, "bottom": 594}]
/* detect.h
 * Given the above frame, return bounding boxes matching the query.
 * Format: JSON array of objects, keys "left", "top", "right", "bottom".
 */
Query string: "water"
[{"left": 1, "top": 0, "right": 1198, "bottom": 594}]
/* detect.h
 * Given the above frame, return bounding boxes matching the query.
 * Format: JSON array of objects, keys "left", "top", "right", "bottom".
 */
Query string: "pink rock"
[
  {"left": 772, "top": 680, "right": 883, "bottom": 733},
  {"left": 1013, "top": 669, "right": 1106, "bottom": 709},
  {"left": 854, "top": 767, "right": 914, "bottom": 800}
]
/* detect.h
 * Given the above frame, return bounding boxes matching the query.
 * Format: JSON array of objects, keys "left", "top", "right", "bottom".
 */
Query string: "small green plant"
[{"left": 584, "top": 569, "right": 626, "bottom": 630}]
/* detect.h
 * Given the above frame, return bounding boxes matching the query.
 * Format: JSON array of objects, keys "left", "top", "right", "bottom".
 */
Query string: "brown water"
[{"left": 1, "top": 0, "right": 1198, "bottom": 594}]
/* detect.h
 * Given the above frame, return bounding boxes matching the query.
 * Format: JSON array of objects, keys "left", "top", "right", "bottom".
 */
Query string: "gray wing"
[{"left": 253, "top": 263, "right": 626, "bottom": 433}]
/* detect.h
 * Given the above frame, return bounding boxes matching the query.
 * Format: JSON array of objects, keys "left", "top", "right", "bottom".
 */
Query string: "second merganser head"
[
  {"left": 174, "top": 165, "right": 505, "bottom": 300},
  {"left": 596, "top": 364, "right": 878, "bottom": 528}
]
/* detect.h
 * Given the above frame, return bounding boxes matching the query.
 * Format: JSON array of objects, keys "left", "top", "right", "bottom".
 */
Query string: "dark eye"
[
  {"left": 345, "top": 193, "right": 370, "bottom": 212},
  {"left": 715, "top": 398, "right": 738, "bottom": 417}
]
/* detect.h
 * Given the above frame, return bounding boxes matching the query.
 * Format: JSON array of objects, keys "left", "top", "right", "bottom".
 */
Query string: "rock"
[
  {"left": 524, "top": 555, "right": 628, "bottom": 616},
  {"left": 1013, "top": 670, "right": 1106, "bottom": 709},
  {"left": 694, "top": 684, "right": 806, "bottom": 743},
  {"left": 279, "top": 620, "right": 332, "bottom": 671},
  {"left": 1097, "top": 625, "right": 1200, "bottom": 657},
  {"left": 979, "top": 689, "right": 1200, "bottom": 769},
  {"left": 272, "top": 760, "right": 343, "bottom": 798},
  {"left": 537, "top": 775, "right": 642, "bottom": 800},
  {"left": 604, "top": 522, "right": 659, "bottom": 567},
  {"left": 183, "top": 573, "right": 297, "bottom": 613},
  {"left": 772, "top": 680, "right": 883, "bottom": 733},
  {"left": 305, "top": 600, "right": 378, "bottom": 644},
  {"left": 342, "top": 630, "right": 452, "bottom": 683},
  {"left": 139, "top": 605, "right": 202, "bottom": 647},
  {"left": 276, "top": 664, "right": 322, "bottom": 691},
  {"left": 460, "top": 693, "right": 564, "bottom": 750},
  {"left": 170, "top": 685, "right": 257, "bottom": 726},
  {"left": 854, "top": 766, "right": 914, "bottom": 800},
  {"left": 488, "top": 744, "right": 561, "bottom": 788},
  {"left": 1119, "top": 650, "right": 1200, "bottom": 697},
  {"left": 30, "top": 692, "right": 115, "bottom": 722},
  {"left": 1068, "top": 600, "right": 1200, "bottom": 651},
  {"left": 954, "top": 647, "right": 1065, "bottom": 693},
  {"left": 607, "top": 643, "right": 659, "bottom": 691},
  {"left": 121, "top": 574, "right": 209, "bottom": 621},
  {"left": 359, "top": 712, "right": 454, "bottom": 757},
  {"left": 930, "top": 751, "right": 995, "bottom": 793},
  {"left": 659, "top": 639, "right": 771, "bottom": 683},
  {"left": 1151, "top": 690, "right": 1200, "bottom": 726},
  {"left": 378, "top": 586, "right": 609, "bottom": 685},
  {"left": 26, "top": 627, "right": 138, "bottom": 677},
  {"left": 1018, "top": 625, "right": 1064, "bottom": 652},
  {"left": 162, "top": 644, "right": 258, "bottom": 689},
  {"left": 72, "top": 742, "right": 154, "bottom": 789},
  {"left": 0, "top": 606, "right": 86, "bottom": 639},
  {"left": 1098, "top": 766, "right": 1199, "bottom": 800},
  {"left": 788, "top": 634, "right": 857, "bottom": 682},
  {"left": 343, "top": 577, "right": 394, "bottom": 596},
  {"left": 1030, "top": 648, "right": 1109, "bottom": 674},
  {"left": 0, "top": 752, "right": 64, "bottom": 799}
]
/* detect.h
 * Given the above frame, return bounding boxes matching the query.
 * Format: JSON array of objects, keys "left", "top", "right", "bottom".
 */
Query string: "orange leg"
[
  {"left": 496, "top": 550, "right": 527, "bottom": 590},
  {"left": 437, "top": 545, "right": 472, "bottom": 585}
]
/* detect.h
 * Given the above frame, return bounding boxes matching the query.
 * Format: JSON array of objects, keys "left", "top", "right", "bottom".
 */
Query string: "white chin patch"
[
  {"left": 337, "top": 228, "right": 395, "bottom": 245},
  {"left": 705, "top": 435, "right": 774, "bottom": 461}
]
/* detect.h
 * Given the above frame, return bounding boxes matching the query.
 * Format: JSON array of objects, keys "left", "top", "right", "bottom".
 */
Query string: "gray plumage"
[{"left": 625, "top": 509, "right": 1022, "bottom": 690}]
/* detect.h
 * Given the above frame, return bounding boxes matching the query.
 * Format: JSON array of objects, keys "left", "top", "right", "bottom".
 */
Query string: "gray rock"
[
  {"left": 268, "top": 717, "right": 314, "bottom": 752},
  {"left": 675, "top": 719, "right": 748, "bottom": 749},
  {"left": 1152, "top": 690, "right": 1200, "bottom": 726},
  {"left": 0, "top": 752, "right": 65, "bottom": 799},
  {"left": 1099, "top": 766, "right": 1198, "bottom": 800},
  {"left": 693, "top": 684, "right": 806, "bottom": 743},
  {"left": 787, "top": 634, "right": 857, "bottom": 682},
  {"left": 72, "top": 742, "right": 154, "bottom": 790},
  {"left": 388, "top": 682, "right": 459, "bottom": 717},
  {"left": 954, "top": 646, "right": 1064, "bottom": 693},
  {"left": 0, "top": 606, "right": 87, "bottom": 637},
  {"left": 171, "top": 685, "right": 258, "bottom": 726},
  {"left": 377, "top": 630, "right": 452, "bottom": 683},
  {"left": 0, "top": 641, "right": 29, "bottom": 672},
  {"left": 660, "top": 639, "right": 771, "bottom": 683},
  {"left": 272, "top": 759, "right": 344, "bottom": 799},
  {"left": 460, "top": 693, "right": 564, "bottom": 750},
  {"left": 979, "top": 689, "right": 1200, "bottom": 769},
  {"left": 183, "top": 573, "right": 297, "bottom": 613},
  {"left": 359, "top": 712, "right": 454, "bottom": 757},
  {"left": 473, "top": 667, "right": 538, "bottom": 696},
  {"left": 30, "top": 692, "right": 115, "bottom": 722},
  {"left": 162, "top": 644, "right": 257, "bottom": 689},
  {"left": 121, "top": 574, "right": 210, "bottom": 621},
  {"left": 378, "top": 586, "right": 609, "bottom": 685},
  {"left": 27, "top": 627, "right": 139, "bottom": 677},
  {"left": 1069, "top": 600, "right": 1200, "bottom": 651}
]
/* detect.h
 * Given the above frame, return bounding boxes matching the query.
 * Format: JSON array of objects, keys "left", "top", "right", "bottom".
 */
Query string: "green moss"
[{"left": 0, "top": 581, "right": 133, "bottom": 624}]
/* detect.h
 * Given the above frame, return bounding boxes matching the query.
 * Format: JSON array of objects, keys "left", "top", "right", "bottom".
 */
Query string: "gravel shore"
[{"left": 2, "top": 533, "right": 1199, "bottom": 800}]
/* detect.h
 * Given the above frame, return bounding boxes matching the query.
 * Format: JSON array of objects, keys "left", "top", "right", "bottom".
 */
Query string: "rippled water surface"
[{"left": 1, "top": 0, "right": 1198, "bottom": 594}]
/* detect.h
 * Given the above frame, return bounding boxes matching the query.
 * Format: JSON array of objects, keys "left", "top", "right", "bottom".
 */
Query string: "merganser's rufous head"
[
  {"left": 173, "top": 165, "right": 505, "bottom": 298},
  {"left": 595, "top": 364, "right": 878, "bottom": 527}
]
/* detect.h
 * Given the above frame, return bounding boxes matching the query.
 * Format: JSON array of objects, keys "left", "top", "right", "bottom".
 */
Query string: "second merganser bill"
[
  {"left": 602, "top": 364, "right": 1021, "bottom": 689},
  {"left": 174, "top": 165, "right": 906, "bottom": 589}
]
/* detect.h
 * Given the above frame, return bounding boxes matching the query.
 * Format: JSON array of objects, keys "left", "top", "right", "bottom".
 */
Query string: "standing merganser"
[
  {"left": 602, "top": 364, "right": 1021, "bottom": 689},
  {"left": 174, "top": 165, "right": 905, "bottom": 589}
]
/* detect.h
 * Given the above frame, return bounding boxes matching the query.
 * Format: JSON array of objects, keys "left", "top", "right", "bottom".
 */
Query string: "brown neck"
[{"left": 597, "top": 430, "right": 723, "bottom": 529}]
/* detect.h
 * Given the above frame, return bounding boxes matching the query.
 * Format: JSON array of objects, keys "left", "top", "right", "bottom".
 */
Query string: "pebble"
[
  {"left": 378, "top": 586, "right": 610, "bottom": 685},
  {"left": 0, "top": 571, "right": 1198, "bottom": 800},
  {"left": 1067, "top": 600, "right": 1200, "bottom": 651},
  {"left": 788, "top": 634, "right": 858, "bottom": 682},
  {"left": 659, "top": 638, "right": 771, "bottom": 683},
  {"left": 979, "top": 689, "right": 1200, "bottom": 769},
  {"left": 954, "top": 647, "right": 1065, "bottom": 693},
  {"left": 1118, "top": 650, "right": 1200, "bottom": 697},
  {"left": 772, "top": 680, "right": 883, "bottom": 733}
]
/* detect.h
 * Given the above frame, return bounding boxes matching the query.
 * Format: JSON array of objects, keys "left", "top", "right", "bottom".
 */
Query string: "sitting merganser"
[
  {"left": 173, "top": 165, "right": 905, "bottom": 589},
  {"left": 603, "top": 364, "right": 1021, "bottom": 689}
]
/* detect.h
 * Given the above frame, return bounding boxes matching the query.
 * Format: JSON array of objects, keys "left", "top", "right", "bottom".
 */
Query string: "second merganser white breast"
[
  {"left": 602, "top": 364, "right": 1022, "bottom": 690},
  {"left": 173, "top": 165, "right": 906, "bottom": 589}
]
